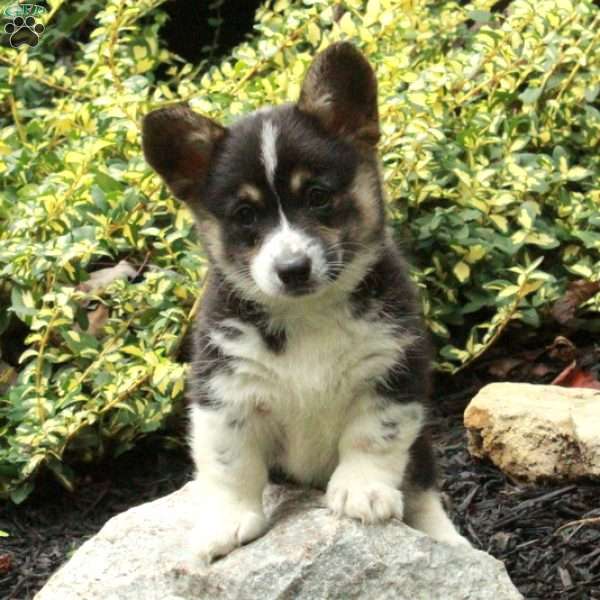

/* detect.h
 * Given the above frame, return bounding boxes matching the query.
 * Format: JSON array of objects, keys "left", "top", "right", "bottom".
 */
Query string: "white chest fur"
[{"left": 206, "top": 303, "right": 414, "bottom": 484}]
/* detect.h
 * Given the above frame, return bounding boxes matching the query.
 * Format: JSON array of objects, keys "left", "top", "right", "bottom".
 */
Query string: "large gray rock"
[
  {"left": 36, "top": 483, "right": 521, "bottom": 600},
  {"left": 464, "top": 383, "right": 600, "bottom": 482}
]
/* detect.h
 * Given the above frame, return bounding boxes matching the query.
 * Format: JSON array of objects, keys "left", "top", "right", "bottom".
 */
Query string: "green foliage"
[
  {"left": 1, "top": 0, "right": 599, "bottom": 500},
  {"left": 0, "top": 0, "right": 198, "bottom": 502}
]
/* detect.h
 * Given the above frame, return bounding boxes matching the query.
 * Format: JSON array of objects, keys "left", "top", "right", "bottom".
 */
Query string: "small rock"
[
  {"left": 35, "top": 483, "right": 521, "bottom": 600},
  {"left": 464, "top": 383, "right": 600, "bottom": 482}
]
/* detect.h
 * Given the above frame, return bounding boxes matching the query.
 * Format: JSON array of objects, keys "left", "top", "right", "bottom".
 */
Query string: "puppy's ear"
[
  {"left": 142, "top": 104, "right": 226, "bottom": 202},
  {"left": 298, "top": 42, "right": 379, "bottom": 146}
]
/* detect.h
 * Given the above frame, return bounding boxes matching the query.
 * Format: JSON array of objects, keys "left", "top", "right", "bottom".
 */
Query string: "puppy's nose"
[{"left": 275, "top": 254, "right": 312, "bottom": 288}]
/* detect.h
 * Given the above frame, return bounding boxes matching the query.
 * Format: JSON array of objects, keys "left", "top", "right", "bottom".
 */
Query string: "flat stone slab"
[
  {"left": 464, "top": 383, "right": 600, "bottom": 482},
  {"left": 35, "top": 483, "right": 521, "bottom": 600}
]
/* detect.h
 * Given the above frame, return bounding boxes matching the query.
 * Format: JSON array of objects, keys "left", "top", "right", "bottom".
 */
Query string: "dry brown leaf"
[
  {"left": 551, "top": 361, "right": 600, "bottom": 390},
  {"left": 551, "top": 280, "right": 600, "bottom": 325},
  {"left": 0, "top": 553, "right": 12, "bottom": 574}
]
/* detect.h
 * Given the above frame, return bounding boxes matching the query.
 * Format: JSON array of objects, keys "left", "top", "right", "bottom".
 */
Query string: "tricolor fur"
[{"left": 142, "top": 42, "right": 468, "bottom": 561}]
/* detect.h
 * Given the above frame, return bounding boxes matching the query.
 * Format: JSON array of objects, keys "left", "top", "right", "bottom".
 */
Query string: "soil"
[
  {"left": 435, "top": 412, "right": 600, "bottom": 600},
  {"left": 1, "top": 393, "right": 599, "bottom": 600}
]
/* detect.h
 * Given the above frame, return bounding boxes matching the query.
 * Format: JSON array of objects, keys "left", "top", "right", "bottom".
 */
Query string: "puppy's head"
[{"left": 143, "top": 42, "right": 385, "bottom": 300}]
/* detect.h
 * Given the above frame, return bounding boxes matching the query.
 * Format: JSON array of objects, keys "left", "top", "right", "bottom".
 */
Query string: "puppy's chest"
[
  {"left": 207, "top": 308, "right": 411, "bottom": 483},
  {"left": 211, "top": 310, "right": 401, "bottom": 409}
]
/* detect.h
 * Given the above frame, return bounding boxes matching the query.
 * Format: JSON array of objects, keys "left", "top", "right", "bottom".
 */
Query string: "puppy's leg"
[
  {"left": 403, "top": 433, "right": 470, "bottom": 546},
  {"left": 188, "top": 404, "right": 268, "bottom": 563},
  {"left": 404, "top": 489, "right": 470, "bottom": 546},
  {"left": 326, "top": 398, "right": 424, "bottom": 524}
]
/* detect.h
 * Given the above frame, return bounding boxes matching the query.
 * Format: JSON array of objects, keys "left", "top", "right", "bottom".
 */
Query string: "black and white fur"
[{"left": 142, "top": 42, "right": 468, "bottom": 561}]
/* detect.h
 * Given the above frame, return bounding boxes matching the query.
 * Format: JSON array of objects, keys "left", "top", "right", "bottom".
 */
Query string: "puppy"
[{"left": 142, "top": 42, "right": 468, "bottom": 561}]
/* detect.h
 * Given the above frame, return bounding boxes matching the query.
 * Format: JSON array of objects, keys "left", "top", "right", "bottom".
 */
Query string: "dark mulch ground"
[
  {"left": 1, "top": 400, "right": 599, "bottom": 600},
  {"left": 434, "top": 412, "right": 600, "bottom": 600}
]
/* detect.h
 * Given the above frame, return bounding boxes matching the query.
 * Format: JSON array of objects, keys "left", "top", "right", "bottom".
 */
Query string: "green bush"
[{"left": 1, "top": 0, "right": 599, "bottom": 501}]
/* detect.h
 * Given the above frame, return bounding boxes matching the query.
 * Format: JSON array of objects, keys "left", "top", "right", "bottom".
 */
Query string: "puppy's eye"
[
  {"left": 306, "top": 185, "right": 330, "bottom": 210},
  {"left": 232, "top": 204, "right": 257, "bottom": 227}
]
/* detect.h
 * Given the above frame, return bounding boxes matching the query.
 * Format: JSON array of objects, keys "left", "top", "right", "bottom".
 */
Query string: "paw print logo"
[
  {"left": 3, "top": 4, "right": 47, "bottom": 48},
  {"left": 4, "top": 15, "right": 45, "bottom": 48}
]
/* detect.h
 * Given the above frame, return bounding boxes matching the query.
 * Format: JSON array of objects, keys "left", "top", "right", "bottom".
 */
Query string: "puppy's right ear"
[
  {"left": 298, "top": 42, "right": 379, "bottom": 146},
  {"left": 142, "top": 104, "right": 226, "bottom": 202}
]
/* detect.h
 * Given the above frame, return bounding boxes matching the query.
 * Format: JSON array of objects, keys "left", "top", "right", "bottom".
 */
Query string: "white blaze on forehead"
[
  {"left": 254, "top": 120, "right": 331, "bottom": 298},
  {"left": 261, "top": 120, "right": 279, "bottom": 189}
]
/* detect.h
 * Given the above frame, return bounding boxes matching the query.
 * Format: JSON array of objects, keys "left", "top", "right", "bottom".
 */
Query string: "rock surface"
[
  {"left": 35, "top": 482, "right": 521, "bottom": 600},
  {"left": 464, "top": 383, "right": 600, "bottom": 482}
]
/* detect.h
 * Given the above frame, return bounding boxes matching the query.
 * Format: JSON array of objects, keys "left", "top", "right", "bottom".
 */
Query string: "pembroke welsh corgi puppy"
[{"left": 142, "top": 41, "right": 468, "bottom": 562}]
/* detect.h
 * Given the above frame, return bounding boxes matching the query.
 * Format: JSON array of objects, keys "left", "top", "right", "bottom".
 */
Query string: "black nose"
[{"left": 276, "top": 255, "right": 312, "bottom": 288}]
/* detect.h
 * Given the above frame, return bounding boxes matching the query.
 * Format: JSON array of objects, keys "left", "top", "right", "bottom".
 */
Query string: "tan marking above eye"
[
  {"left": 238, "top": 183, "right": 263, "bottom": 206},
  {"left": 290, "top": 169, "right": 312, "bottom": 194}
]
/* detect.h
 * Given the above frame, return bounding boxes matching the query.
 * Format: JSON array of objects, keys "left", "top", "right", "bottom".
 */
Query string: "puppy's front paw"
[
  {"left": 189, "top": 498, "right": 267, "bottom": 564},
  {"left": 326, "top": 476, "right": 404, "bottom": 524}
]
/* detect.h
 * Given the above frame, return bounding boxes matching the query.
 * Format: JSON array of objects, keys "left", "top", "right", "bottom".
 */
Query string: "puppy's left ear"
[
  {"left": 142, "top": 103, "right": 226, "bottom": 202},
  {"left": 298, "top": 42, "right": 379, "bottom": 146}
]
